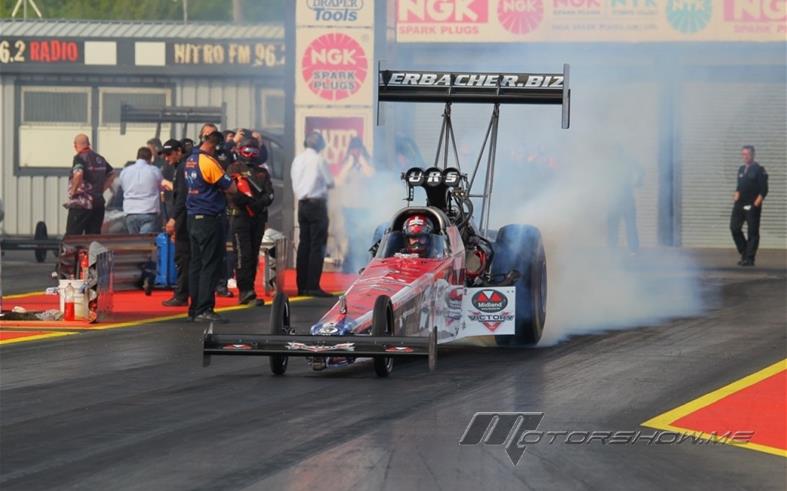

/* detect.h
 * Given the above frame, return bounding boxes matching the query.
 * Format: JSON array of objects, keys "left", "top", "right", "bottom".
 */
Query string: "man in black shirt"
[
  {"left": 162, "top": 139, "right": 191, "bottom": 306},
  {"left": 730, "top": 145, "right": 768, "bottom": 266},
  {"left": 65, "top": 134, "right": 114, "bottom": 236}
]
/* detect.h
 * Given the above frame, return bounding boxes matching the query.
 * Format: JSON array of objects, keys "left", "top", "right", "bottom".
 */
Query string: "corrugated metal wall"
[
  {"left": 0, "top": 76, "right": 268, "bottom": 237},
  {"left": 679, "top": 82, "right": 786, "bottom": 248},
  {"left": 1, "top": 75, "right": 72, "bottom": 237}
]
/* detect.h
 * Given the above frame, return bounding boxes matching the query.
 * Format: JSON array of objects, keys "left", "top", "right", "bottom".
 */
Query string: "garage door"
[{"left": 679, "top": 82, "right": 786, "bottom": 248}]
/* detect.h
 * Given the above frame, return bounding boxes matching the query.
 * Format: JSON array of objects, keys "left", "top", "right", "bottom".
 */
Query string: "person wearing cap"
[
  {"left": 157, "top": 140, "right": 188, "bottom": 306},
  {"left": 291, "top": 131, "right": 334, "bottom": 297},
  {"left": 159, "top": 139, "right": 181, "bottom": 223},
  {"left": 227, "top": 138, "right": 275, "bottom": 305},
  {"left": 162, "top": 139, "right": 194, "bottom": 306},
  {"left": 185, "top": 130, "right": 237, "bottom": 322},
  {"left": 181, "top": 138, "right": 195, "bottom": 160},
  {"left": 199, "top": 123, "right": 235, "bottom": 298},
  {"left": 119, "top": 147, "right": 164, "bottom": 234}
]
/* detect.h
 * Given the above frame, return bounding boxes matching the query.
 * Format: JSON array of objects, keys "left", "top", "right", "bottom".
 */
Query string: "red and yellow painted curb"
[
  {"left": 0, "top": 330, "right": 76, "bottom": 345},
  {"left": 0, "top": 294, "right": 316, "bottom": 345},
  {"left": 643, "top": 358, "right": 787, "bottom": 458}
]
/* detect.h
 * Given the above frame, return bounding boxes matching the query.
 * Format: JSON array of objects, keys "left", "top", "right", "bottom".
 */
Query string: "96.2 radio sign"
[{"left": 0, "top": 39, "right": 82, "bottom": 64}]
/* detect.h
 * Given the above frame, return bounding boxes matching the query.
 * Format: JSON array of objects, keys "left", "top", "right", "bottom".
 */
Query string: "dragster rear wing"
[{"left": 378, "top": 64, "right": 571, "bottom": 128}]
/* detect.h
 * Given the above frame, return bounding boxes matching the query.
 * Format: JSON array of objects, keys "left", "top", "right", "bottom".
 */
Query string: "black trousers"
[
  {"left": 188, "top": 215, "right": 223, "bottom": 317},
  {"left": 65, "top": 204, "right": 105, "bottom": 236},
  {"left": 216, "top": 214, "right": 233, "bottom": 290},
  {"left": 730, "top": 204, "right": 762, "bottom": 261},
  {"left": 231, "top": 213, "right": 265, "bottom": 295},
  {"left": 173, "top": 237, "right": 191, "bottom": 301},
  {"left": 297, "top": 199, "right": 329, "bottom": 292}
]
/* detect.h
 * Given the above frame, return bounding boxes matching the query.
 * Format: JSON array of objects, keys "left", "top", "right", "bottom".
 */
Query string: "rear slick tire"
[{"left": 492, "top": 225, "right": 547, "bottom": 346}]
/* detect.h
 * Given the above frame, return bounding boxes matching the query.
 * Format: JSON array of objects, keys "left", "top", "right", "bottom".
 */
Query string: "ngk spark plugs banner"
[
  {"left": 295, "top": 28, "right": 374, "bottom": 106},
  {"left": 295, "top": 0, "right": 375, "bottom": 140},
  {"left": 396, "top": 0, "right": 786, "bottom": 43}
]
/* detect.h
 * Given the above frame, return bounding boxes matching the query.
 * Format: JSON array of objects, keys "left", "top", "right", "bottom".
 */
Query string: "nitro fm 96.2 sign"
[
  {"left": 170, "top": 41, "right": 285, "bottom": 68},
  {"left": 0, "top": 39, "right": 81, "bottom": 64}
]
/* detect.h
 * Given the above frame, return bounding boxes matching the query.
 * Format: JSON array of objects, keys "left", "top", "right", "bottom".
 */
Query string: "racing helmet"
[
  {"left": 237, "top": 138, "right": 261, "bottom": 164},
  {"left": 402, "top": 214, "right": 434, "bottom": 256}
]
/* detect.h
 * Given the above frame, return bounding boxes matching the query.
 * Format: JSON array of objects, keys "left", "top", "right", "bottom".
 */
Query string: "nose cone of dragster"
[{"left": 311, "top": 317, "right": 356, "bottom": 336}]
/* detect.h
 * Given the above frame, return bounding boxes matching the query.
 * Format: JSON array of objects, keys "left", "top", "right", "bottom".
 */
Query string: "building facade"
[{"left": 0, "top": 20, "right": 287, "bottom": 236}]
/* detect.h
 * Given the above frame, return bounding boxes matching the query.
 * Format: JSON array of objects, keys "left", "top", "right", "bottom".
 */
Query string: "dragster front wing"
[{"left": 202, "top": 326, "right": 438, "bottom": 371}]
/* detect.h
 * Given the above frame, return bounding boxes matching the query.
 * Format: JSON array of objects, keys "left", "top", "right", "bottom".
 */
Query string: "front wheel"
[
  {"left": 269, "top": 293, "right": 290, "bottom": 375},
  {"left": 372, "top": 295, "right": 394, "bottom": 377}
]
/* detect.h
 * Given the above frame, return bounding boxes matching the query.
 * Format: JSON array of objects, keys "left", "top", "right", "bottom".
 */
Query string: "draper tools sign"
[
  {"left": 396, "top": 0, "right": 786, "bottom": 42},
  {"left": 297, "top": 0, "right": 374, "bottom": 24}
]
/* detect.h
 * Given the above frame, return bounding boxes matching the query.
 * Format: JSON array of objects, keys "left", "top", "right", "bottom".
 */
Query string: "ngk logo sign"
[
  {"left": 724, "top": 0, "right": 787, "bottom": 21},
  {"left": 398, "top": 0, "right": 488, "bottom": 23},
  {"left": 301, "top": 33, "right": 368, "bottom": 101},
  {"left": 497, "top": 0, "right": 544, "bottom": 34}
]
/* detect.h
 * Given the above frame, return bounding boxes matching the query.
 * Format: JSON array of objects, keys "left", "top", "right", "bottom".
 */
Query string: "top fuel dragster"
[{"left": 203, "top": 65, "right": 571, "bottom": 377}]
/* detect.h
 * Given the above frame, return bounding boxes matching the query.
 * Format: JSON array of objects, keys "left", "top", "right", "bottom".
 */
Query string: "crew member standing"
[
  {"left": 161, "top": 139, "right": 189, "bottom": 306},
  {"left": 730, "top": 145, "right": 768, "bottom": 266},
  {"left": 200, "top": 123, "right": 234, "bottom": 298},
  {"left": 291, "top": 131, "right": 334, "bottom": 297},
  {"left": 227, "top": 138, "right": 275, "bottom": 305},
  {"left": 119, "top": 147, "right": 163, "bottom": 234},
  {"left": 65, "top": 134, "right": 114, "bottom": 236},
  {"left": 185, "top": 130, "right": 236, "bottom": 322}
]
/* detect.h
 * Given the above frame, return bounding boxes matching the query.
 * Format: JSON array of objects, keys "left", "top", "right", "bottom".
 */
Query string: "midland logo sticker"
[
  {"left": 666, "top": 0, "right": 712, "bottom": 33},
  {"left": 302, "top": 33, "right": 368, "bottom": 101},
  {"left": 472, "top": 289, "right": 508, "bottom": 312},
  {"left": 469, "top": 289, "right": 513, "bottom": 332}
]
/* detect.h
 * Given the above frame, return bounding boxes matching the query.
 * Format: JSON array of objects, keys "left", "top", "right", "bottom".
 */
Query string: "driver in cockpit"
[{"left": 399, "top": 214, "right": 435, "bottom": 258}]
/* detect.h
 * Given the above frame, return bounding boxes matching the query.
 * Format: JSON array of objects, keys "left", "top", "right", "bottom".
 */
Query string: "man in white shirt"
[
  {"left": 290, "top": 131, "right": 334, "bottom": 297},
  {"left": 119, "top": 146, "right": 164, "bottom": 234}
]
